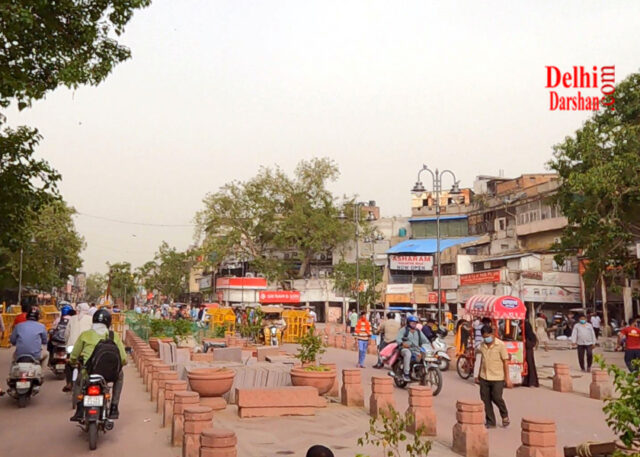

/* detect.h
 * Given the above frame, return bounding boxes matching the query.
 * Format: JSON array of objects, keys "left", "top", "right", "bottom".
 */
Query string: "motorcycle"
[
  {"left": 48, "top": 340, "right": 68, "bottom": 379},
  {"left": 387, "top": 344, "right": 443, "bottom": 396},
  {"left": 74, "top": 364, "right": 114, "bottom": 450},
  {"left": 269, "top": 325, "right": 278, "bottom": 346},
  {"left": 6, "top": 355, "right": 44, "bottom": 408}
]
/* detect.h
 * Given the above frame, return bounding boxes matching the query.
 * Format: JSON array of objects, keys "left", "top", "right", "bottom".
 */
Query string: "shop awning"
[
  {"left": 387, "top": 237, "right": 481, "bottom": 254},
  {"left": 464, "top": 295, "right": 526, "bottom": 320}
]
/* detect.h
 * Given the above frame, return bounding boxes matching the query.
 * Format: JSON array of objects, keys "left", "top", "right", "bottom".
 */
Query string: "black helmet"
[
  {"left": 92, "top": 309, "right": 112, "bottom": 328},
  {"left": 26, "top": 307, "right": 40, "bottom": 321}
]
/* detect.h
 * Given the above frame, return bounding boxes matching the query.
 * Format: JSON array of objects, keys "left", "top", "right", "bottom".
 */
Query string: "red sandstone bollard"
[
  {"left": 138, "top": 352, "right": 156, "bottom": 375},
  {"left": 406, "top": 386, "right": 436, "bottom": 436},
  {"left": 200, "top": 428, "right": 238, "bottom": 457},
  {"left": 341, "top": 369, "right": 364, "bottom": 407},
  {"left": 182, "top": 406, "right": 214, "bottom": 457},
  {"left": 163, "top": 380, "right": 188, "bottom": 428},
  {"left": 172, "top": 391, "right": 200, "bottom": 447},
  {"left": 142, "top": 357, "right": 161, "bottom": 385},
  {"left": 346, "top": 334, "right": 356, "bottom": 351},
  {"left": 589, "top": 369, "right": 612, "bottom": 400},
  {"left": 452, "top": 400, "right": 488, "bottom": 457},
  {"left": 552, "top": 363, "right": 572, "bottom": 393},
  {"left": 369, "top": 376, "right": 395, "bottom": 418},
  {"left": 155, "top": 370, "right": 179, "bottom": 411},
  {"left": 516, "top": 418, "right": 558, "bottom": 457},
  {"left": 367, "top": 338, "right": 378, "bottom": 355},
  {"left": 323, "top": 363, "right": 339, "bottom": 397},
  {"left": 327, "top": 334, "right": 336, "bottom": 348},
  {"left": 148, "top": 362, "right": 170, "bottom": 394}
]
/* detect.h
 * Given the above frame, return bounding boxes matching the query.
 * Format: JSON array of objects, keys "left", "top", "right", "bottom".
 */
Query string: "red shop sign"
[
  {"left": 459, "top": 270, "right": 502, "bottom": 286},
  {"left": 259, "top": 290, "right": 301, "bottom": 304}
]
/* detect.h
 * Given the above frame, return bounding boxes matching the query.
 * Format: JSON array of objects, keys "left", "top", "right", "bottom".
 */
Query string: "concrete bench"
[{"left": 236, "top": 386, "right": 326, "bottom": 418}]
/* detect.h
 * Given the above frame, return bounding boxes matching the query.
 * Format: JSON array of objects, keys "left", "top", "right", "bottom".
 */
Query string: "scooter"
[
  {"left": 6, "top": 355, "right": 44, "bottom": 408},
  {"left": 429, "top": 330, "right": 451, "bottom": 372},
  {"left": 73, "top": 364, "right": 114, "bottom": 450},
  {"left": 387, "top": 343, "right": 443, "bottom": 396}
]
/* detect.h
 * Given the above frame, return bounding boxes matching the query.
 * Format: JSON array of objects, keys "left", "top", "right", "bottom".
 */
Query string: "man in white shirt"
[
  {"left": 571, "top": 314, "right": 597, "bottom": 372},
  {"left": 590, "top": 313, "right": 602, "bottom": 339}
]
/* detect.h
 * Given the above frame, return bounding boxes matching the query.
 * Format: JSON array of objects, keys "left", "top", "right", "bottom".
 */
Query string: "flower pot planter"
[
  {"left": 290, "top": 367, "right": 336, "bottom": 395},
  {"left": 187, "top": 368, "right": 235, "bottom": 397},
  {"left": 149, "top": 337, "right": 173, "bottom": 352}
]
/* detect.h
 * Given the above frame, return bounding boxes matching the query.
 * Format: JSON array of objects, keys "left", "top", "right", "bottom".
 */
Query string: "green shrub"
[{"left": 295, "top": 327, "right": 325, "bottom": 365}]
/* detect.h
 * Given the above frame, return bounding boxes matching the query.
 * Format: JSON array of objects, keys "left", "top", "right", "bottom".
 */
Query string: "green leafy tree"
[
  {"left": 149, "top": 242, "right": 189, "bottom": 301},
  {"left": 0, "top": 200, "right": 85, "bottom": 291},
  {"left": 86, "top": 273, "right": 107, "bottom": 302},
  {"left": 108, "top": 262, "right": 136, "bottom": 302},
  {"left": 195, "top": 158, "right": 351, "bottom": 280},
  {"left": 332, "top": 259, "right": 382, "bottom": 309},
  {"left": 549, "top": 73, "right": 640, "bottom": 311},
  {"left": 0, "top": 0, "right": 151, "bottom": 252}
]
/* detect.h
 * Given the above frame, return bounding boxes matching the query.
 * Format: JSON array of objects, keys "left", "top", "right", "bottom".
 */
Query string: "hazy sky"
[{"left": 7, "top": 1, "right": 640, "bottom": 274}]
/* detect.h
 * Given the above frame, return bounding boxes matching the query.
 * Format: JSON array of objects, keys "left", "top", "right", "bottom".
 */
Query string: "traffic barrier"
[
  {"left": 341, "top": 369, "right": 364, "bottom": 407},
  {"left": 452, "top": 400, "right": 488, "bottom": 457},
  {"left": 0, "top": 313, "right": 19, "bottom": 348},
  {"left": 154, "top": 370, "right": 178, "bottom": 406},
  {"left": 516, "top": 418, "right": 558, "bottom": 457},
  {"left": 163, "top": 380, "right": 188, "bottom": 428},
  {"left": 172, "top": 391, "right": 200, "bottom": 447},
  {"left": 200, "top": 428, "right": 237, "bottom": 457},
  {"left": 552, "top": 363, "right": 572, "bottom": 393},
  {"left": 282, "top": 309, "right": 311, "bottom": 343},
  {"left": 369, "top": 377, "right": 395, "bottom": 418},
  {"left": 182, "top": 406, "right": 214, "bottom": 457},
  {"left": 406, "top": 386, "right": 436, "bottom": 436},
  {"left": 589, "top": 369, "right": 612, "bottom": 400},
  {"left": 205, "top": 308, "right": 236, "bottom": 336}
]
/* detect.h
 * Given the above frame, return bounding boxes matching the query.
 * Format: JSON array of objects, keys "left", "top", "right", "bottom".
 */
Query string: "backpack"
[
  {"left": 51, "top": 318, "right": 69, "bottom": 343},
  {"left": 86, "top": 331, "right": 122, "bottom": 383}
]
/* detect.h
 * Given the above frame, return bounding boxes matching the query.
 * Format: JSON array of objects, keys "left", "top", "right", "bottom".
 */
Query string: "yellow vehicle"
[{"left": 260, "top": 306, "right": 286, "bottom": 346}]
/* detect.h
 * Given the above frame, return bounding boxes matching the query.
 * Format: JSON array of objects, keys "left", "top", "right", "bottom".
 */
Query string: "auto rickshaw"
[
  {"left": 260, "top": 306, "right": 287, "bottom": 346},
  {"left": 456, "top": 294, "right": 527, "bottom": 385}
]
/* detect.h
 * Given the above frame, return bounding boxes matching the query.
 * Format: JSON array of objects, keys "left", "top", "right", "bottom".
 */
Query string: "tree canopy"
[
  {"left": 549, "top": 72, "right": 640, "bottom": 284},
  {"left": 136, "top": 242, "right": 190, "bottom": 301},
  {"left": 0, "top": 200, "right": 85, "bottom": 291},
  {"left": 85, "top": 273, "right": 107, "bottom": 302},
  {"left": 331, "top": 259, "right": 382, "bottom": 309},
  {"left": 0, "top": 0, "right": 150, "bottom": 253},
  {"left": 195, "top": 158, "right": 353, "bottom": 280},
  {"left": 107, "top": 261, "right": 136, "bottom": 302}
]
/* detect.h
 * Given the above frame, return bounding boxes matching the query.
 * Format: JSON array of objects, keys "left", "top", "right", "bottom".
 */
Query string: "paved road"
[
  {"left": 0, "top": 348, "right": 178, "bottom": 457},
  {"left": 294, "top": 342, "right": 620, "bottom": 457}
]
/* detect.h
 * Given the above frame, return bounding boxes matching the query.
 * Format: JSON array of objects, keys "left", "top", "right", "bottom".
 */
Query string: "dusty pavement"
[{"left": 0, "top": 348, "right": 178, "bottom": 457}]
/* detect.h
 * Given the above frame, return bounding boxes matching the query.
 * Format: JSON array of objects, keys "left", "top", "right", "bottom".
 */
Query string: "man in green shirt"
[{"left": 70, "top": 309, "right": 127, "bottom": 421}]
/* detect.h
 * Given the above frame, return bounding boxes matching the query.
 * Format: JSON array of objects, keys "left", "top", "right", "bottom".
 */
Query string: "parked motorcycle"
[
  {"left": 48, "top": 340, "right": 68, "bottom": 379},
  {"left": 429, "top": 329, "right": 451, "bottom": 372},
  {"left": 6, "top": 355, "right": 44, "bottom": 408},
  {"left": 388, "top": 344, "right": 443, "bottom": 396},
  {"left": 74, "top": 365, "right": 114, "bottom": 451}
]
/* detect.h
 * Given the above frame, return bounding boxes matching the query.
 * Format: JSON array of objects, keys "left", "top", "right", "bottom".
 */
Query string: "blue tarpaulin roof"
[
  {"left": 409, "top": 215, "right": 468, "bottom": 222},
  {"left": 386, "top": 237, "right": 481, "bottom": 254}
]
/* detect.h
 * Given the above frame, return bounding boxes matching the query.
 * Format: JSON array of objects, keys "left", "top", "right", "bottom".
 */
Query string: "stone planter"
[
  {"left": 290, "top": 366, "right": 336, "bottom": 395},
  {"left": 149, "top": 336, "right": 173, "bottom": 352},
  {"left": 187, "top": 368, "right": 236, "bottom": 397}
]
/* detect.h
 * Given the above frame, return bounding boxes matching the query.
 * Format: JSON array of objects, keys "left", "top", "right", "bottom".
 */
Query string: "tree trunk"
[
  {"left": 600, "top": 273, "right": 610, "bottom": 336},
  {"left": 297, "top": 255, "right": 310, "bottom": 279}
]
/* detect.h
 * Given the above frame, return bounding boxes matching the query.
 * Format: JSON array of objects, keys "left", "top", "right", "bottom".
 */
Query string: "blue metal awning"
[
  {"left": 409, "top": 215, "right": 468, "bottom": 222},
  {"left": 386, "top": 236, "right": 481, "bottom": 254}
]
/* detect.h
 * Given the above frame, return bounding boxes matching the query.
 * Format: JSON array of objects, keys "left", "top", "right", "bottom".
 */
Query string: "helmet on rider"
[
  {"left": 92, "top": 309, "right": 112, "bottom": 328},
  {"left": 406, "top": 315, "right": 419, "bottom": 327},
  {"left": 26, "top": 307, "right": 40, "bottom": 321},
  {"left": 60, "top": 305, "right": 73, "bottom": 317}
]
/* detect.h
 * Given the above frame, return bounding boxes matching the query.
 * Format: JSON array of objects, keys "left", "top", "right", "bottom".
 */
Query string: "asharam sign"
[{"left": 389, "top": 255, "right": 434, "bottom": 271}]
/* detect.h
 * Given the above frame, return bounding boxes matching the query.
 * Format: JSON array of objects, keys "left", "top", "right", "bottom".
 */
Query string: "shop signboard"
[
  {"left": 386, "top": 284, "right": 413, "bottom": 294},
  {"left": 216, "top": 277, "right": 268, "bottom": 289},
  {"left": 389, "top": 255, "right": 433, "bottom": 271},
  {"left": 259, "top": 290, "right": 301, "bottom": 304},
  {"left": 433, "top": 275, "right": 458, "bottom": 289},
  {"left": 459, "top": 269, "right": 502, "bottom": 285}
]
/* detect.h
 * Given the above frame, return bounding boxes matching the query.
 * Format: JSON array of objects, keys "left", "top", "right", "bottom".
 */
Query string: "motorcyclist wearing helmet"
[
  {"left": 48, "top": 305, "right": 74, "bottom": 391},
  {"left": 70, "top": 309, "right": 127, "bottom": 421},
  {"left": 10, "top": 307, "right": 48, "bottom": 366},
  {"left": 396, "top": 314, "right": 429, "bottom": 382}
]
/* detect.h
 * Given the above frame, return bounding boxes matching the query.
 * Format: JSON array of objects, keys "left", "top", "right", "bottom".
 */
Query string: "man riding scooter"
[
  {"left": 70, "top": 309, "right": 127, "bottom": 421},
  {"left": 10, "top": 307, "right": 48, "bottom": 366},
  {"left": 396, "top": 315, "right": 430, "bottom": 383}
]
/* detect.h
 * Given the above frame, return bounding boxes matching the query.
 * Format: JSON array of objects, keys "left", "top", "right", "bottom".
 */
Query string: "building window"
[{"left": 441, "top": 263, "right": 456, "bottom": 275}]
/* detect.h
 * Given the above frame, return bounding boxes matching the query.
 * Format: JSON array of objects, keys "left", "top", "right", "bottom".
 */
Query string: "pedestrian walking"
[
  {"left": 618, "top": 316, "right": 640, "bottom": 372},
  {"left": 570, "top": 314, "right": 597, "bottom": 372},
  {"left": 522, "top": 318, "right": 539, "bottom": 387},
  {"left": 354, "top": 312, "right": 372, "bottom": 368},
  {"left": 476, "top": 325, "right": 512, "bottom": 428},
  {"left": 349, "top": 310, "right": 358, "bottom": 334},
  {"left": 373, "top": 312, "right": 401, "bottom": 368},
  {"left": 534, "top": 313, "right": 549, "bottom": 351},
  {"left": 590, "top": 313, "right": 602, "bottom": 339}
]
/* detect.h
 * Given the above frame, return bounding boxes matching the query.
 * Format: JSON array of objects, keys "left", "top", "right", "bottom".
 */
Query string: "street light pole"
[
  {"left": 17, "top": 247, "right": 23, "bottom": 306},
  {"left": 412, "top": 166, "right": 460, "bottom": 325}
]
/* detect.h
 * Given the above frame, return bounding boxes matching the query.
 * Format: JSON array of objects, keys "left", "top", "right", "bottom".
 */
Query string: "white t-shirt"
[
  {"left": 591, "top": 315, "right": 601, "bottom": 329},
  {"left": 309, "top": 310, "right": 317, "bottom": 323}
]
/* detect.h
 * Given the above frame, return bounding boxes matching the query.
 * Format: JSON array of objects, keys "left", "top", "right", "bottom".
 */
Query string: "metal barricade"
[
  {"left": 1, "top": 313, "right": 19, "bottom": 348},
  {"left": 282, "top": 310, "right": 311, "bottom": 343},
  {"left": 205, "top": 308, "right": 236, "bottom": 336},
  {"left": 111, "top": 312, "right": 124, "bottom": 339}
]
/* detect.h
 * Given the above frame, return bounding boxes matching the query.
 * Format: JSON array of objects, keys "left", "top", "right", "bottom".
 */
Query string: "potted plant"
[
  {"left": 172, "top": 319, "right": 194, "bottom": 347},
  {"left": 148, "top": 319, "right": 174, "bottom": 351},
  {"left": 290, "top": 328, "right": 336, "bottom": 395}
]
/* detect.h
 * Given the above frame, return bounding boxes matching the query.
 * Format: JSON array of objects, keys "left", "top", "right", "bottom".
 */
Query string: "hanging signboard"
[
  {"left": 459, "top": 269, "right": 502, "bottom": 285},
  {"left": 389, "top": 255, "right": 434, "bottom": 271}
]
